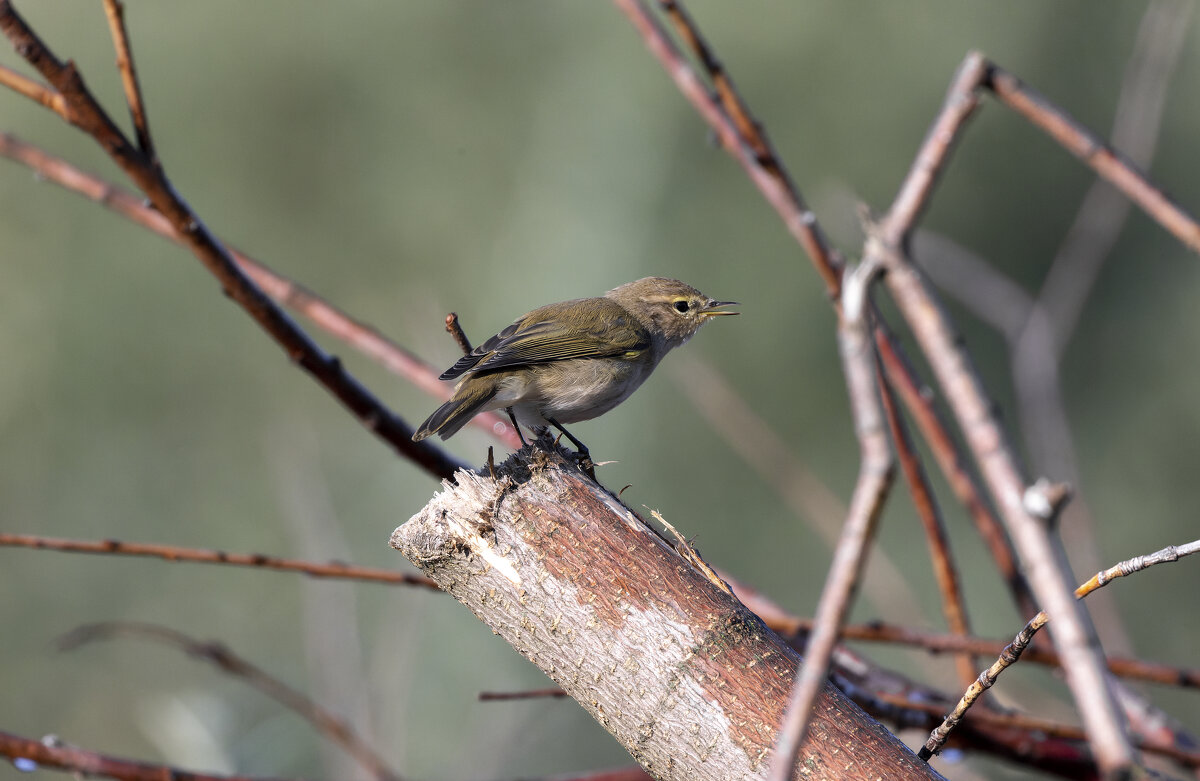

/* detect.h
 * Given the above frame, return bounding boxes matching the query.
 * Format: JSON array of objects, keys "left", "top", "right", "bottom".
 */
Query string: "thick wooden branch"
[{"left": 391, "top": 448, "right": 942, "bottom": 781}]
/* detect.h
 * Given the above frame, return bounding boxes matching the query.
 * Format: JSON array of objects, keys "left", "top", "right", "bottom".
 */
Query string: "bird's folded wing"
[{"left": 439, "top": 300, "right": 650, "bottom": 381}]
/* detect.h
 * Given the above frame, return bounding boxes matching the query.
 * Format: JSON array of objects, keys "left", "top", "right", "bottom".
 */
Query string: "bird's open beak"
[{"left": 702, "top": 300, "right": 740, "bottom": 317}]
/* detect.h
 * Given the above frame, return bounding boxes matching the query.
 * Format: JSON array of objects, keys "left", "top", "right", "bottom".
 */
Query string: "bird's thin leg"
[
  {"left": 505, "top": 408, "right": 528, "bottom": 446},
  {"left": 546, "top": 417, "right": 596, "bottom": 479}
]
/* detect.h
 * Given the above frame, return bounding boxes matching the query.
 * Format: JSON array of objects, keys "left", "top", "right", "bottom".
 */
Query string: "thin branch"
[
  {"left": 985, "top": 61, "right": 1200, "bottom": 254},
  {"left": 612, "top": 0, "right": 842, "bottom": 296},
  {"left": 101, "top": 0, "right": 156, "bottom": 164},
  {"left": 0, "top": 61, "right": 64, "bottom": 114},
  {"left": 0, "top": 132, "right": 523, "bottom": 450},
  {"left": 919, "top": 539, "right": 1200, "bottom": 760},
  {"left": 617, "top": 0, "right": 1040, "bottom": 626},
  {"left": 478, "top": 688, "right": 570, "bottom": 702},
  {"left": 769, "top": 257, "right": 894, "bottom": 781},
  {"left": 0, "top": 1, "right": 469, "bottom": 480},
  {"left": 0, "top": 532, "right": 440, "bottom": 590},
  {"left": 445, "top": 312, "right": 474, "bottom": 355},
  {"left": 669, "top": 354, "right": 925, "bottom": 624},
  {"left": 875, "top": 51, "right": 1139, "bottom": 772},
  {"left": 873, "top": 324, "right": 1038, "bottom": 616},
  {"left": 59, "top": 621, "right": 404, "bottom": 781},
  {"left": 785, "top": 618, "right": 1200, "bottom": 691},
  {"left": 0, "top": 729, "right": 299, "bottom": 781},
  {"left": 1011, "top": 0, "right": 1191, "bottom": 659},
  {"left": 877, "top": 357, "right": 976, "bottom": 688},
  {"left": 883, "top": 52, "right": 989, "bottom": 242}
]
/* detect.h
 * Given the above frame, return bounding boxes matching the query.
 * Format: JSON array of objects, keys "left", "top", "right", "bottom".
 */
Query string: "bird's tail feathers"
[{"left": 412, "top": 377, "right": 500, "bottom": 442}]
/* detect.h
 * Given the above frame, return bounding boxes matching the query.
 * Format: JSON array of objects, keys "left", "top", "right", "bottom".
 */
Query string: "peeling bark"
[{"left": 392, "top": 448, "right": 942, "bottom": 781}]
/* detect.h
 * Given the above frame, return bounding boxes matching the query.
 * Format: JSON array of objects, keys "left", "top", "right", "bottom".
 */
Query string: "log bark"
[{"left": 391, "top": 447, "right": 943, "bottom": 781}]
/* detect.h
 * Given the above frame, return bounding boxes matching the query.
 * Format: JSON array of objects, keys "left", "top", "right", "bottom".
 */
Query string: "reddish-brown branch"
[
  {"left": 873, "top": 327, "right": 1037, "bottom": 616},
  {"left": 59, "top": 622, "right": 403, "bottom": 781},
  {"left": 877, "top": 358, "right": 976, "bottom": 688},
  {"left": 101, "top": 0, "right": 155, "bottom": 164},
  {"left": 612, "top": 0, "right": 842, "bottom": 296},
  {"left": 615, "top": 0, "right": 1040, "bottom": 627},
  {"left": 0, "top": 1, "right": 469, "bottom": 481},
  {"left": 985, "top": 63, "right": 1200, "bottom": 254},
  {"left": 0, "top": 532, "right": 440, "bottom": 590},
  {"left": 0, "top": 729, "right": 296, "bottom": 781},
  {"left": 0, "top": 132, "right": 523, "bottom": 450},
  {"left": 445, "top": 312, "right": 474, "bottom": 355},
  {"left": 872, "top": 50, "right": 1145, "bottom": 771},
  {"left": 0, "top": 62, "right": 64, "bottom": 114}
]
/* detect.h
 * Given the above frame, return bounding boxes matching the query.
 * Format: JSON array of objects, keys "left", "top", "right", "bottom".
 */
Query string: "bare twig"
[
  {"left": 1011, "top": 0, "right": 1191, "bottom": 658},
  {"left": 769, "top": 257, "right": 894, "bottom": 780},
  {"left": 0, "top": 132, "right": 523, "bottom": 450},
  {"left": 0, "top": 729, "right": 296, "bottom": 781},
  {"left": 617, "top": 0, "right": 1039, "bottom": 623},
  {"left": 101, "top": 0, "right": 156, "bottom": 164},
  {"left": 0, "top": 532, "right": 440, "bottom": 590},
  {"left": 478, "top": 688, "right": 570, "bottom": 702},
  {"left": 919, "top": 539, "right": 1200, "bottom": 760},
  {"left": 0, "top": 61, "right": 64, "bottom": 114},
  {"left": 985, "top": 62, "right": 1200, "bottom": 254},
  {"left": 875, "top": 51, "right": 1139, "bottom": 773},
  {"left": 780, "top": 617, "right": 1200, "bottom": 691},
  {"left": 877, "top": 358, "right": 975, "bottom": 687},
  {"left": 58, "top": 621, "right": 405, "bottom": 781},
  {"left": 445, "top": 312, "right": 474, "bottom": 355},
  {"left": 612, "top": 0, "right": 842, "bottom": 295},
  {"left": 669, "top": 354, "right": 924, "bottom": 624},
  {"left": 0, "top": 1, "right": 468, "bottom": 480},
  {"left": 883, "top": 53, "right": 988, "bottom": 243}
]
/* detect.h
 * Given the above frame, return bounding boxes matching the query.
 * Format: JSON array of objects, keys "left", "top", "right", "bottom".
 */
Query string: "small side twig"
[
  {"left": 101, "top": 0, "right": 156, "bottom": 164},
  {"left": 58, "top": 622, "right": 405, "bottom": 781},
  {"left": 445, "top": 312, "right": 474, "bottom": 355},
  {"left": 478, "top": 688, "right": 570, "bottom": 702},
  {"left": 0, "top": 1, "right": 468, "bottom": 480},
  {"left": 768, "top": 256, "right": 894, "bottom": 781},
  {"left": 919, "top": 538, "right": 1200, "bottom": 760},
  {"left": 877, "top": 356, "right": 976, "bottom": 688},
  {"left": 0, "top": 132, "right": 523, "bottom": 450},
  {"left": 0, "top": 532, "right": 440, "bottom": 590},
  {"left": 0, "top": 729, "right": 295, "bottom": 781}
]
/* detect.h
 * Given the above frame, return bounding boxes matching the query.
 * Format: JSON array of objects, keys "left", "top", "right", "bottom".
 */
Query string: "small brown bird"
[{"left": 412, "top": 277, "right": 737, "bottom": 451}]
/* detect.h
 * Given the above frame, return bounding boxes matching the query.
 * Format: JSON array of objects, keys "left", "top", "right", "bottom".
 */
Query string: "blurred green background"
[{"left": 1, "top": 2, "right": 1198, "bottom": 779}]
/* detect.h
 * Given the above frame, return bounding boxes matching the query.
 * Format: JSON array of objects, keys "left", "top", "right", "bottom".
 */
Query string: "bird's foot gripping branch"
[{"left": 391, "top": 448, "right": 943, "bottom": 781}]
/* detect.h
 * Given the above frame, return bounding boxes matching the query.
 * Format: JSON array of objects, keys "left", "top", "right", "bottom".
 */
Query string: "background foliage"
[{"left": 1, "top": 3, "right": 1197, "bottom": 779}]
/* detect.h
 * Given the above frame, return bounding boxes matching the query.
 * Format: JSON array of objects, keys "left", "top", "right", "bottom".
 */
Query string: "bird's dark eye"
[{"left": 673, "top": 300, "right": 690, "bottom": 313}]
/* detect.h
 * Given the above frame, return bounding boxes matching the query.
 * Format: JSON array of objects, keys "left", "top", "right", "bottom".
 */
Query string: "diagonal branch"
[
  {"left": 919, "top": 539, "right": 1200, "bottom": 760},
  {"left": 0, "top": 729, "right": 297, "bottom": 781},
  {"left": 0, "top": 1, "right": 468, "bottom": 480},
  {"left": 877, "top": 356, "right": 976, "bottom": 688},
  {"left": 101, "top": 0, "right": 156, "bottom": 164},
  {"left": 0, "top": 532, "right": 440, "bottom": 590},
  {"left": 59, "top": 622, "right": 404, "bottom": 781},
  {"left": 768, "top": 257, "right": 895, "bottom": 780},
  {"left": 0, "top": 132, "right": 522, "bottom": 450}
]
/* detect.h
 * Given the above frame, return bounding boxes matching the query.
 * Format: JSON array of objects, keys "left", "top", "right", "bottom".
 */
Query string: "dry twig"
[
  {"left": 0, "top": 532, "right": 439, "bottom": 590},
  {"left": 768, "top": 256, "right": 894, "bottom": 780},
  {"left": 58, "top": 621, "right": 404, "bottom": 781},
  {"left": 0, "top": 132, "right": 523, "bottom": 451},
  {"left": 0, "top": 729, "right": 294, "bottom": 781},
  {"left": 0, "top": 1, "right": 468, "bottom": 480},
  {"left": 920, "top": 539, "right": 1200, "bottom": 760}
]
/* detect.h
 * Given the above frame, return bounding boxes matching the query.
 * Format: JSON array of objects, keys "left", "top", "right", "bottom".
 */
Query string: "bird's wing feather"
[{"left": 439, "top": 298, "right": 650, "bottom": 381}]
